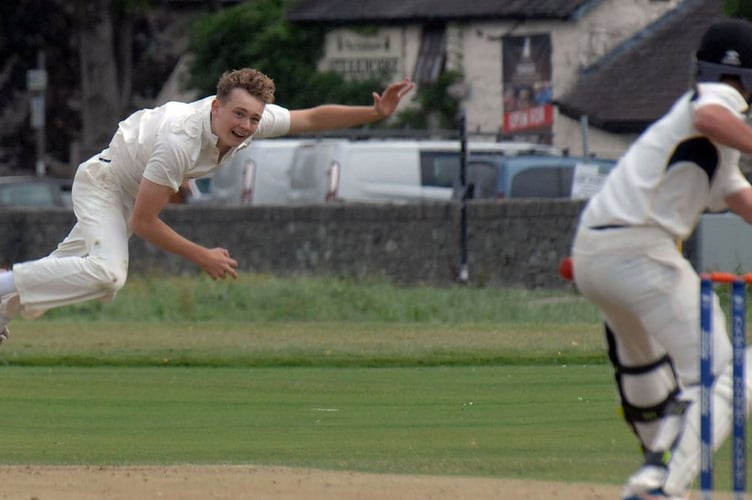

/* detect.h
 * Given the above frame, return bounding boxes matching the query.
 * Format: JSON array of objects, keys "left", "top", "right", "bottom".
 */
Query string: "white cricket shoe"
[
  {"left": 0, "top": 325, "right": 8, "bottom": 345},
  {"left": 622, "top": 465, "right": 668, "bottom": 500}
]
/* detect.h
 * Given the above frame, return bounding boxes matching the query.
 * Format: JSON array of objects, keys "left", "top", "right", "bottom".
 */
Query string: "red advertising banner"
[
  {"left": 502, "top": 34, "right": 553, "bottom": 136},
  {"left": 503, "top": 105, "right": 554, "bottom": 133}
]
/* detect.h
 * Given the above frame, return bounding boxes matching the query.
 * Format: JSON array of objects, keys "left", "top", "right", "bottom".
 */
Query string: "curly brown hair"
[{"left": 216, "top": 68, "right": 276, "bottom": 104}]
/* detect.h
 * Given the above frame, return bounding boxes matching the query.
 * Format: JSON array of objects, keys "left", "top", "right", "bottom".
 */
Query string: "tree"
[
  {"left": 1, "top": 1, "right": 263, "bottom": 174},
  {"left": 187, "top": 0, "right": 383, "bottom": 110},
  {"left": 186, "top": 1, "right": 469, "bottom": 133},
  {"left": 0, "top": 0, "right": 188, "bottom": 172},
  {"left": 75, "top": 0, "right": 159, "bottom": 159},
  {"left": 724, "top": 0, "right": 752, "bottom": 19},
  {"left": 0, "top": 0, "right": 80, "bottom": 174},
  {"left": 75, "top": 0, "right": 121, "bottom": 159},
  {"left": 391, "top": 71, "right": 462, "bottom": 131}
]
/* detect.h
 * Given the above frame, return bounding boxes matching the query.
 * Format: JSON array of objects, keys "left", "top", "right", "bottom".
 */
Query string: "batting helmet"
[{"left": 696, "top": 18, "right": 752, "bottom": 92}]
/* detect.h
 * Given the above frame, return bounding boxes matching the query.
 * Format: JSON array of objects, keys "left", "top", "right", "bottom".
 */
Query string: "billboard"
[{"left": 502, "top": 34, "right": 553, "bottom": 136}]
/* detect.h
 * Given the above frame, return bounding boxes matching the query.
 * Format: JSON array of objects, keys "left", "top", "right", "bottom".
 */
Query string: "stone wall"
[{"left": 0, "top": 200, "right": 586, "bottom": 288}]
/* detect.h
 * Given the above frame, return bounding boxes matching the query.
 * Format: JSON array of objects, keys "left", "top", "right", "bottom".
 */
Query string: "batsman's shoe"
[
  {"left": 622, "top": 488, "right": 687, "bottom": 500},
  {"left": 622, "top": 465, "right": 667, "bottom": 500},
  {"left": 0, "top": 325, "right": 9, "bottom": 345}
]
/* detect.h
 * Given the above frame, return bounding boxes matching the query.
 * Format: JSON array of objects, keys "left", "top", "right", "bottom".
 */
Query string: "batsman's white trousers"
[
  {"left": 572, "top": 225, "right": 738, "bottom": 495},
  {"left": 5, "top": 156, "right": 132, "bottom": 319},
  {"left": 572, "top": 225, "right": 732, "bottom": 386}
]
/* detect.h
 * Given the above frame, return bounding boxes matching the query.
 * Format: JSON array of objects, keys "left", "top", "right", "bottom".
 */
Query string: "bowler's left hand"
[{"left": 373, "top": 77, "right": 415, "bottom": 118}]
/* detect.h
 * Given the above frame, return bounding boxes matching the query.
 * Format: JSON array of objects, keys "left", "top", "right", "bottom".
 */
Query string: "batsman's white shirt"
[
  {"left": 8, "top": 97, "right": 291, "bottom": 318},
  {"left": 580, "top": 82, "right": 750, "bottom": 240}
]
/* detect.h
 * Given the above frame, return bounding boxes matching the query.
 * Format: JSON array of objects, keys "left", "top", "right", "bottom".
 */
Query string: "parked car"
[
  {"left": 185, "top": 138, "right": 308, "bottom": 206},
  {"left": 454, "top": 154, "right": 618, "bottom": 200},
  {"left": 285, "top": 139, "right": 562, "bottom": 204},
  {"left": 0, "top": 175, "right": 73, "bottom": 208}
]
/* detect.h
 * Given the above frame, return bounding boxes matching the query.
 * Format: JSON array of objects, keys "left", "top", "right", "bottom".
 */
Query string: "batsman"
[{"left": 571, "top": 19, "right": 752, "bottom": 500}]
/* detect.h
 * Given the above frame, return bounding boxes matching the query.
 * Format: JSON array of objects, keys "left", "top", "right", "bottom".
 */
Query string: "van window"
[
  {"left": 193, "top": 177, "right": 212, "bottom": 195},
  {"left": 290, "top": 147, "right": 319, "bottom": 189},
  {"left": 420, "top": 152, "right": 459, "bottom": 187},
  {"left": 0, "top": 182, "right": 56, "bottom": 207},
  {"left": 509, "top": 166, "right": 573, "bottom": 198},
  {"left": 466, "top": 161, "right": 499, "bottom": 199}
]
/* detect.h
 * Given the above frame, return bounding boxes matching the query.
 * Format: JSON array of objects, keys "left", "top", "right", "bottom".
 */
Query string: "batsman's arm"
[
  {"left": 694, "top": 104, "right": 752, "bottom": 154},
  {"left": 726, "top": 187, "right": 752, "bottom": 224}
]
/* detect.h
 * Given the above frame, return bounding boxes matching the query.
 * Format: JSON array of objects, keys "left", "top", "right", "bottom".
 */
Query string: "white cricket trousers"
[
  {"left": 6, "top": 156, "right": 132, "bottom": 319},
  {"left": 572, "top": 225, "right": 737, "bottom": 495},
  {"left": 572, "top": 225, "right": 731, "bottom": 386}
]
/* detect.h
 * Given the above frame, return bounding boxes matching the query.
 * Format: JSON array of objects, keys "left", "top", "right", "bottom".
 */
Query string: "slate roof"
[
  {"left": 556, "top": 0, "right": 722, "bottom": 133},
  {"left": 286, "top": 0, "right": 602, "bottom": 24}
]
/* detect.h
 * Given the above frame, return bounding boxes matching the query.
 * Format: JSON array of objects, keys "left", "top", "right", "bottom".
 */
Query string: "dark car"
[{"left": 0, "top": 175, "right": 73, "bottom": 208}]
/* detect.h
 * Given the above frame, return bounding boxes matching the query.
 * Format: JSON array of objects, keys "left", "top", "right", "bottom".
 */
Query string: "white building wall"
[
  {"left": 549, "top": 0, "right": 681, "bottom": 157},
  {"left": 458, "top": 0, "right": 681, "bottom": 156},
  {"left": 316, "top": 0, "right": 682, "bottom": 157}
]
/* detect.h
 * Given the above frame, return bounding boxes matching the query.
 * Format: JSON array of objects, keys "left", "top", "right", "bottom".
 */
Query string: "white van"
[
  {"left": 286, "top": 139, "right": 343, "bottom": 204},
  {"left": 286, "top": 139, "right": 560, "bottom": 204},
  {"left": 190, "top": 138, "right": 306, "bottom": 206}
]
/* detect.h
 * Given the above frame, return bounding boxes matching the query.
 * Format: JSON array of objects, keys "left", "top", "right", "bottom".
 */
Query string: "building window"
[{"left": 413, "top": 25, "right": 446, "bottom": 84}]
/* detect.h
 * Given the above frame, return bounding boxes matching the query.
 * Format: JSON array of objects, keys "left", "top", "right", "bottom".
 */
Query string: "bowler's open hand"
[{"left": 373, "top": 77, "right": 415, "bottom": 118}]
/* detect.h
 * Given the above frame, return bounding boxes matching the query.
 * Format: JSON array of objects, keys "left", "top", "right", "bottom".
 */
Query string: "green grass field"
[{"left": 0, "top": 274, "right": 745, "bottom": 488}]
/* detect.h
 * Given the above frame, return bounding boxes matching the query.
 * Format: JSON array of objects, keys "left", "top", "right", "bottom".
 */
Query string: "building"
[{"left": 286, "top": 0, "right": 721, "bottom": 158}]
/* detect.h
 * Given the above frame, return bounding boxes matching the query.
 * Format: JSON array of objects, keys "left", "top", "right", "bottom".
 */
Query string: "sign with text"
[
  {"left": 502, "top": 34, "right": 553, "bottom": 136},
  {"left": 322, "top": 28, "right": 404, "bottom": 81},
  {"left": 503, "top": 105, "right": 554, "bottom": 134},
  {"left": 571, "top": 163, "right": 609, "bottom": 199}
]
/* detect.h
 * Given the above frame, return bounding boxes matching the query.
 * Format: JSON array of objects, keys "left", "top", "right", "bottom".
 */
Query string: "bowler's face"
[{"left": 211, "top": 88, "right": 265, "bottom": 152}]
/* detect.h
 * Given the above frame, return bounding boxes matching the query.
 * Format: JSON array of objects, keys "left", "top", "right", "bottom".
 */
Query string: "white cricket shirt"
[
  {"left": 580, "top": 82, "right": 751, "bottom": 240},
  {"left": 102, "top": 96, "right": 291, "bottom": 200}
]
